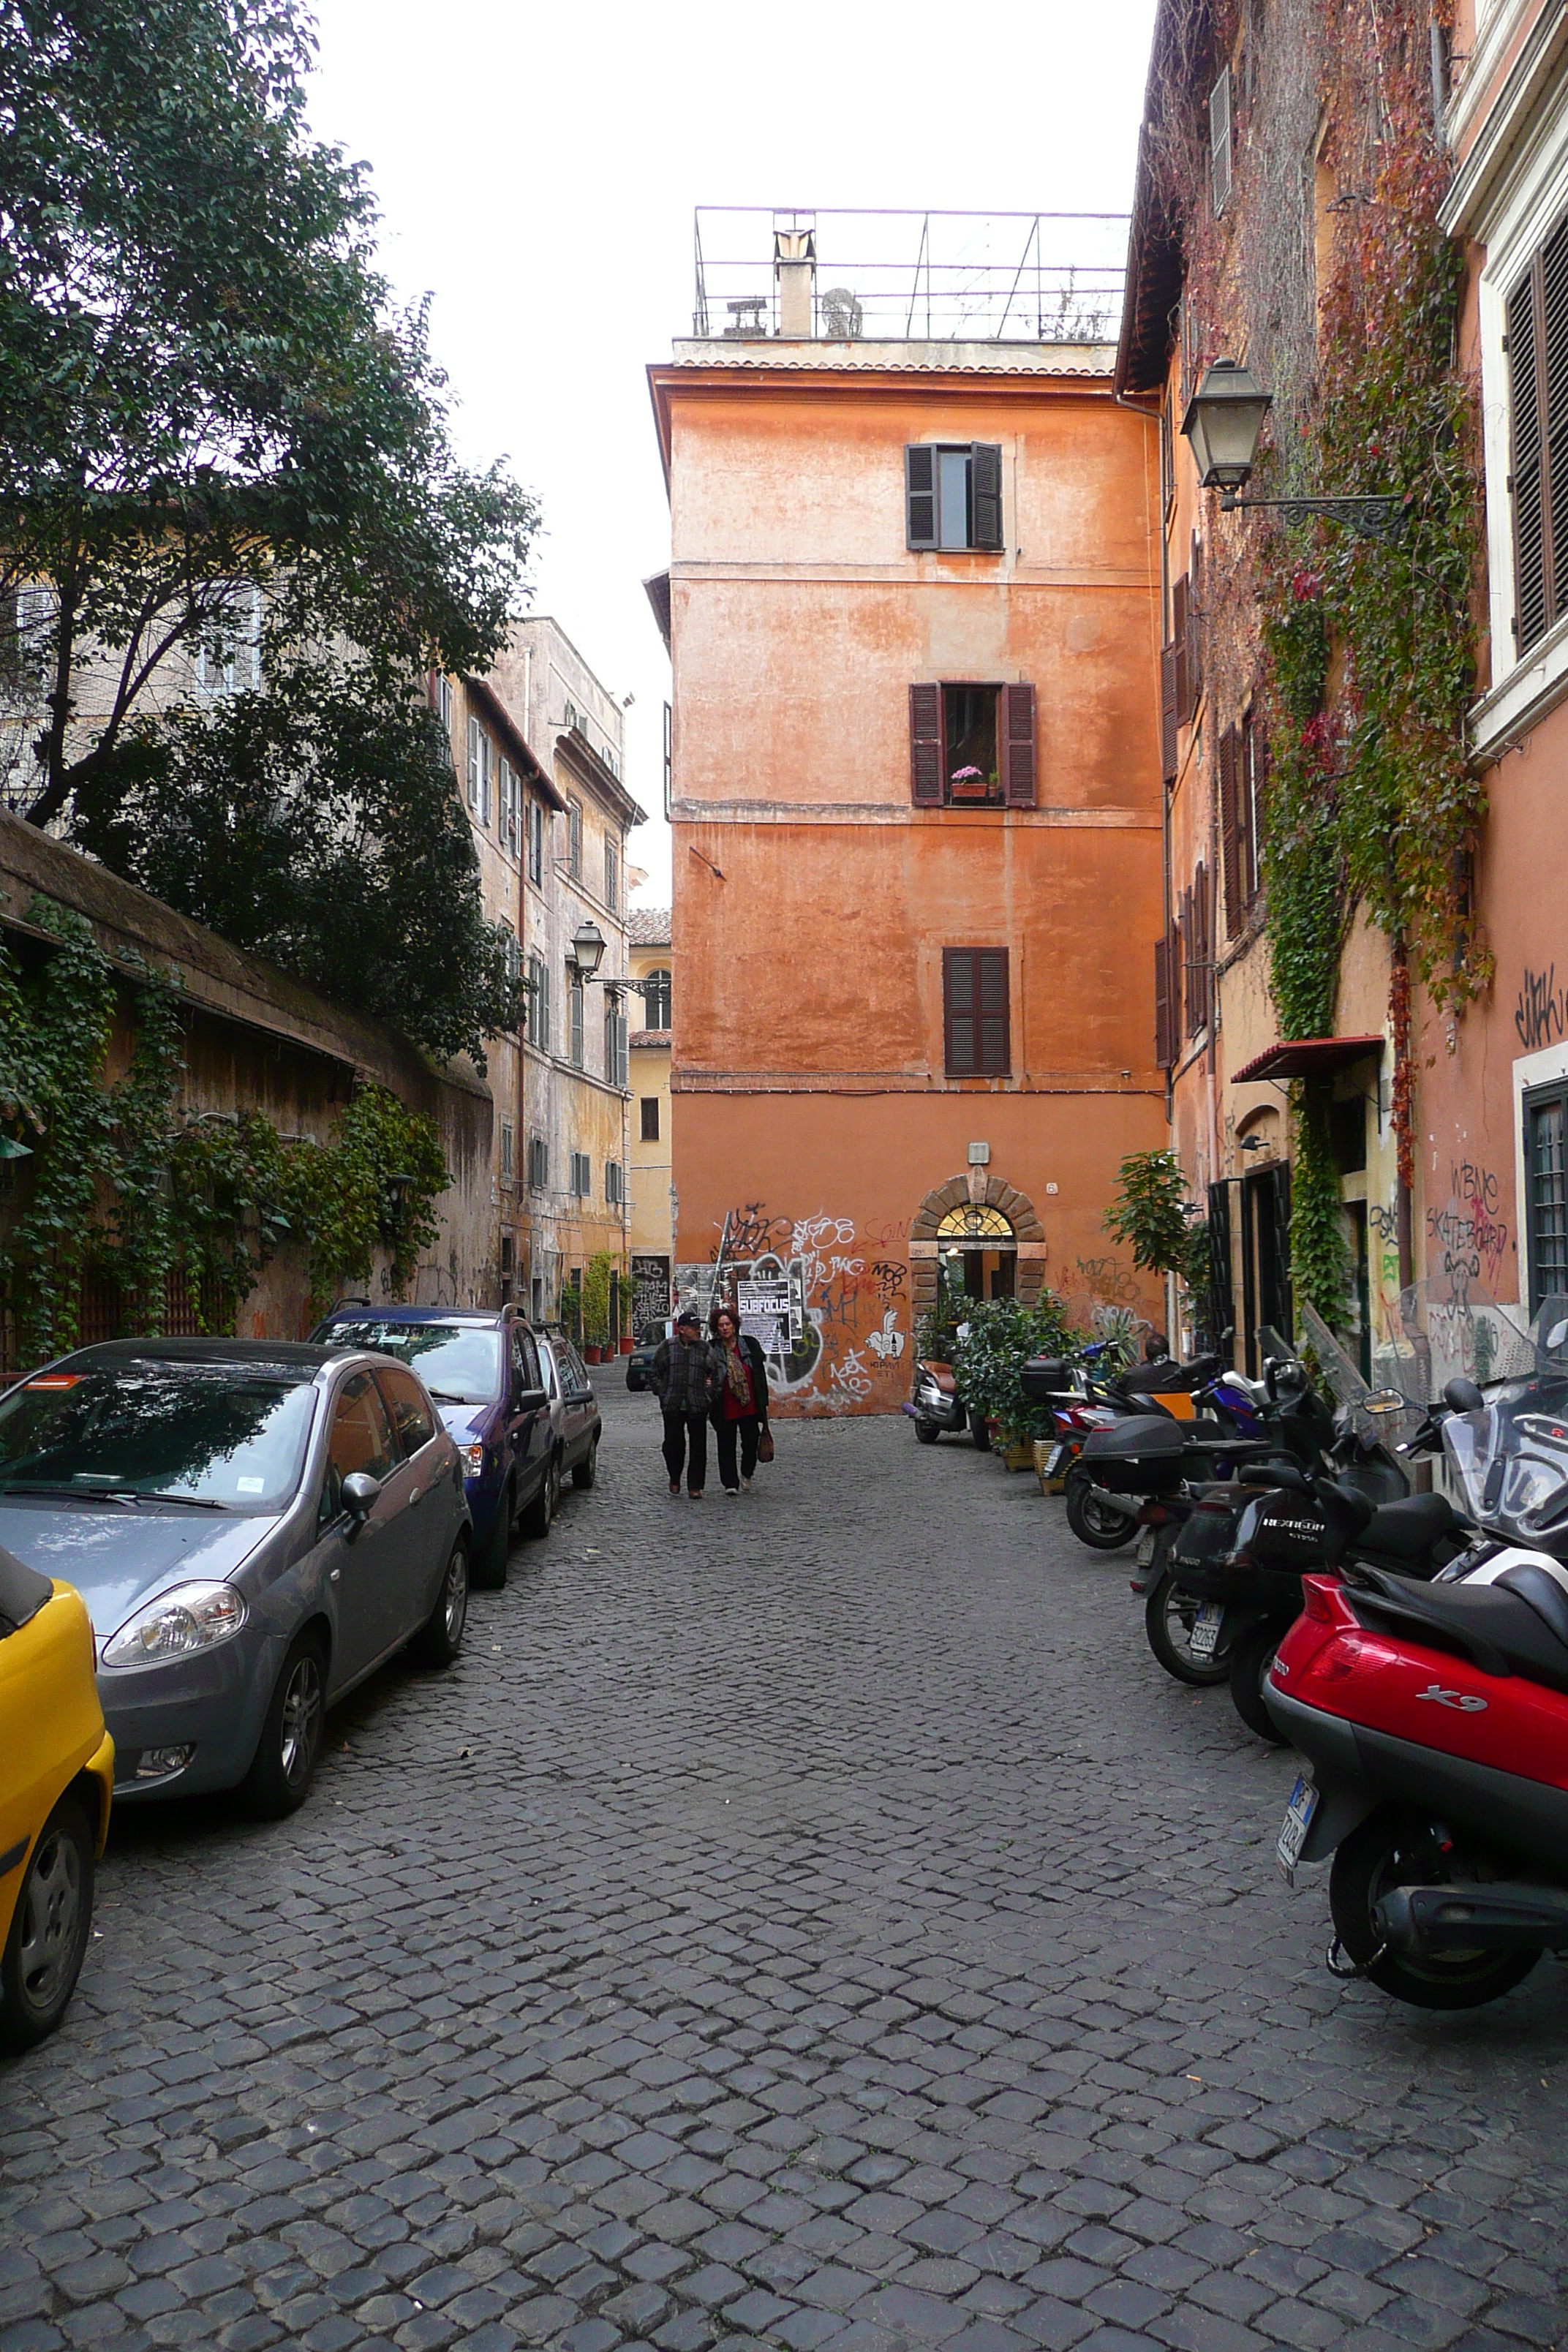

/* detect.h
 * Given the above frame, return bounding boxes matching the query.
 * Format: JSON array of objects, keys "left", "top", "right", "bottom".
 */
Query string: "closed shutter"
[
  {"left": 1194, "top": 859, "right": 1211, "bottom": 1028},
  {"left": 1178, "top": 888, "right": 1193, "bottom": 1037},
  {"left": 1548, "top": 216, "right": 1568, "bottom": 624},
  {"left": 911, "top": 682, "right": 944, "bottom": 805},
  {"left": 943, "top": 949, "right": 1009, "bottom": 1075},
  {"left": 970, "top": 443, "right": 1003, "bottom": 549},
  {"left": 1210, "top": 66, "right": 1232, "bottom": 214},
  {"left": 1188, "top": 533, "right": 1203, "bottom": 716},
  {"left": 1245, "top": 716, "right": 1268, "bottom": 902},
  {"left": 1154, "top": 936, "right": 1173, "bottom": 1069},
  {"left": 1218, "top": 724, "right": 1242, "bottom": 938},
  {"left": 1509, "top": 269, "right": 1547, "bottom": 648},
  {"left": 906, "top": 446, "right": 938, "bottom": 549},
  {"left": 1160, "top": 644, "right": 1178, "bottom": 783},
  {"left": 1172, "top": 575, "right": 1191, "bottom": 725},
  {"left": 570, "top": 979, "right": 584, "bottom": 1067},
  {"left": 1003, "top": 682, "right": 1036, "bottom": 805}
]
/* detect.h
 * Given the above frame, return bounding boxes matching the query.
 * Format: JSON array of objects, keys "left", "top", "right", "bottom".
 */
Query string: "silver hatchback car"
[{"left": 0, "top": 1338, "right": 471, "bottom": 1817}]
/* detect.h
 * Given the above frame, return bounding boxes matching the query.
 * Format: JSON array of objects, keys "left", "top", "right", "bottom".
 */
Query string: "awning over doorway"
[{"left": 1231, "top": 1035, "right": 1384, "bottom": 1085}]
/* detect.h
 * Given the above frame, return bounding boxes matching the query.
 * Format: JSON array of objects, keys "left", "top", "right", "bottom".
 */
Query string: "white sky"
[{"left": 306, "top": 0, "right": 1160, "bottom": 908}]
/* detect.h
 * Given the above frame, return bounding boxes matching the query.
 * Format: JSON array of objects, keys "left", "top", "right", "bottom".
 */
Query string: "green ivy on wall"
[{"left": 0, "top": 900, "right": 449, "bottom": 1365}]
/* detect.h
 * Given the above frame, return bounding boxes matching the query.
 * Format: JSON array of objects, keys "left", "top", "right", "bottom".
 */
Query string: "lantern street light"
[
  {"left": 1182, "top": 358, "right": 1406, "bottom": 543},
  {"left": 568, "top": 919, "right": 606, "bottom": 979}
]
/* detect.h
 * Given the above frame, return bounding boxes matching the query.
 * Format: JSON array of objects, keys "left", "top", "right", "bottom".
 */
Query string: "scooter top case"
[
  {"left": 1170, "top": 1482, "right": 1463, "bottom": 1611},
  {"left": 1079, "top": 1414, "right": 1268, "bottom": 1497}
]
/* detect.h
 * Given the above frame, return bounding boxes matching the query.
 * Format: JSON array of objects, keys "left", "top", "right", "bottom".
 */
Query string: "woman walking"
[
  {"left": 709, "top": 1304, "right": 770, "bottom": 1496},
  {"left": 651, "top": 1308, "right": 720, "bottom": 1496}
]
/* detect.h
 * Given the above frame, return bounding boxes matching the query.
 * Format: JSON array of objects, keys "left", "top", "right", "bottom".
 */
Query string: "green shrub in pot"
[{"left": 952, "top": 1294, "right": 1075, "bottom": 1448}]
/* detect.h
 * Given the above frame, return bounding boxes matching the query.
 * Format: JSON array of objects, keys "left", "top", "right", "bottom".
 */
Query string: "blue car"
[{"left": 309, "top": 1308, "right": 588, "bottom": 1585}]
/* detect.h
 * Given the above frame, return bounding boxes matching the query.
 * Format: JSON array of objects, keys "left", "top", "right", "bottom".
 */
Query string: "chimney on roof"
[{"left": 773, "top": 219, "right": 816, "bottom": 339}]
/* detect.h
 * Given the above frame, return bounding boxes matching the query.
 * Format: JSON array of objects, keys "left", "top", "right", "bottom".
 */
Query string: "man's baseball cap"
[{"left": 675, "top": 1306, "right": 701, "bottom": 1330}]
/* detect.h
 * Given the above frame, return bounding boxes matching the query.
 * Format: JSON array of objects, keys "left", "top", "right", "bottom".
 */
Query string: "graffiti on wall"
[
  {"left": 1515, "top": 964, "right": 1567, "bottom": 1054},
  {"left": 673, "top": 1202, "right": 909, "bottom": 1412},
  {"left": 1426, "top": 1158, "right": 1510, "bottom": 1303}
]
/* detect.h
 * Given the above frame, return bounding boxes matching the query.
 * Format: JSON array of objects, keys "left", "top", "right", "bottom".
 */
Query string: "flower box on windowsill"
[{"left": 948, "top": 777, "right": 992, "bottom": 802}]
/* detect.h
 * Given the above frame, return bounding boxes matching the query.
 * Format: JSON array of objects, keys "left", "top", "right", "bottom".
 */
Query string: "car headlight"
[
  {"left": 461, "top": 1441, "right": 486, "bottom": 1477},
  {"left": 101, "top": 1582, "right": 247, "bottom": 1669}
]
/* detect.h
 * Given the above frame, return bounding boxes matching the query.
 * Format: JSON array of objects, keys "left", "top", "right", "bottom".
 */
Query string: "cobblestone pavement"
[{"left": 4, "top": 1388, "right": 1567, "bottom": 2352}]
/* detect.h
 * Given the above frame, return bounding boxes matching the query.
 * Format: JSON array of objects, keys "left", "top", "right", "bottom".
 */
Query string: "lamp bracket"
[{"left": 1218, "top": 489, "right": 1408, "bottom": 545}]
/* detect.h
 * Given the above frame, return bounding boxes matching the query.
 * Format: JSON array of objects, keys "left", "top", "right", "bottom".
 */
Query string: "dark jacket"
[
  {"left": 652, "top": 1334, "right": 719, "bottom": 1415},
  {"left": 710, "top": 1332, "right": 770, "bottom": 1425}
]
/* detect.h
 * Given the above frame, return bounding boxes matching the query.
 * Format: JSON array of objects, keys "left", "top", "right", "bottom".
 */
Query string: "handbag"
[{"left": 755, "top": 1425, "right": 775, "bottom": 1463}]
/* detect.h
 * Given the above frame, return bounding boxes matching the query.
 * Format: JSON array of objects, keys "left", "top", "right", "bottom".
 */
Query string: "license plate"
[
  {"left": 1043, "top": 1444, "right": 1067, "bottom": 1476},
  {"left": 1135, "top": 1527, "right": 1157, "bottom": 1567},
  {"left": 1275, "top": 1774, "right": 1319, "bottom": 1882},
  {"left": 1188, "top": 1601, "right": 1224, "bottom": 1659}
]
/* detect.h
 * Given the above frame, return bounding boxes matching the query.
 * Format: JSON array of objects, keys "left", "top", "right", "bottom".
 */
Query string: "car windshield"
[
  {"left": 0, "top": 1365, "right": 317, "bottom": 1510},
  {"left": 320, "top": 1321, "right": 503, "bottom": 1405}
]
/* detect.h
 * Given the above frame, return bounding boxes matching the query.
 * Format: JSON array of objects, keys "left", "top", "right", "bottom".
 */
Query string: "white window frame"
[
  {"left": 1457, "top": 41, "right": 1568, "bottom": 757},
  {"left": 500, "top": 758, "right": 521, "bottom": 856},
  {"left": 195, "top": 582, "right": 262, "bottom": 696},
  {"left": 527, "top": 798, "right": 545, "bottom": 886}
]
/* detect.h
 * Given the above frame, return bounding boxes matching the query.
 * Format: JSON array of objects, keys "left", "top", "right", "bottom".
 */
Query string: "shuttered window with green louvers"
[{"left": 905, "top": 444, "right": 1003, "bottom": 550}]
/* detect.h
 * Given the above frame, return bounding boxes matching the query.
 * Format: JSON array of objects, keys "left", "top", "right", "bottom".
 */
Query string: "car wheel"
[
  {"left": 241, "top": 1632, "right": 328, "bottom": 1820},
  {"left": 572, "top": 1436, "right": 599, "bottom": 1490},
  {"left": 472, "top": 1480, "right": 513, "bottom": 1590},
  {"left": 0, "top": 1792, "right": 95, "bottom": 2054},
  {"left": 521, "top": 1454, "right": 559, "bottom": 1538},
  {"left": 413, "top": 1537, "right": 469, "bottom": 1667}
]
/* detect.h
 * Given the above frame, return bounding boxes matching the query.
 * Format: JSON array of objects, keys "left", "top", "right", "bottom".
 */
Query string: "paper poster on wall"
[{"left": 738, "top": 1276, "right": 790, "bottom": 1354}]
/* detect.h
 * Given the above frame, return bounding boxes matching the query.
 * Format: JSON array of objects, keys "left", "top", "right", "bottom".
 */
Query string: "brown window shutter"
[
  {"left": 976, "top": 949, "right": 1009, "bottom": 1072},
  {"left": 1187, "top": 534, "right": 1203, "bottom": 717},
  {"left": 1218, "top": 725, "right": 1241, "bottom": 938},
  {"left": 1194, "top": 859, "right": 1210, "bottom": 1028},
  {"left": 1003, "top": 682, "right": 1036, "bottom": 805},
  {"left": 1179, "top": 887, "right": 1193, "bottom": 1037},
  {"left": 906, "top": 446, "right": 938, "bottom": 549},
  {"left": 1160, "top": 645, "right": 1178, "bottom": 782},
  {"left": 1172, "top": 575, "right": 1191, "bottom": 725},
  {"left": 911, "top": 683, "right": 944, "bottom": 805},
  {"left": 1509, "top": 267, "right": 1548, "bottom": 649},
  {"left": 1545, "top": 216, "right": 1568, "bottom": 624},
  {"left": 1246, "top": 716, "right": 1269, "bottom": 902},
  {"left": 970, "top": 443, "right": 1004, "bottom": 550},
  {"left": 1154, "top": 936, "right": 1173, "bottom": 1069},
  {"left": 943, "top": 948, "right": 972, "bottom": 1072}
]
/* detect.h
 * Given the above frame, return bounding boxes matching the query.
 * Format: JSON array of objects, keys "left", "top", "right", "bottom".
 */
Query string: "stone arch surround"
[{"left": 908, "top": 1172, "right": 1047, "bottom": 1314}]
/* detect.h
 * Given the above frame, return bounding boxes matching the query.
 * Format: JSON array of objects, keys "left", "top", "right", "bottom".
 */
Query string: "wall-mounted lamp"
[
  {"left": 568, "top": 919, "right": 606, "bottom": 979},
  {"left": 1183, "top": 358, "right": 1406, "bottom": 543}
]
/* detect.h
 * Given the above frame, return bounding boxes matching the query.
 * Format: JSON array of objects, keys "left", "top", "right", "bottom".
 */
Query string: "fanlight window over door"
[{"left": 936, "top": 1204, "right": 1014, "bottom": 1245}]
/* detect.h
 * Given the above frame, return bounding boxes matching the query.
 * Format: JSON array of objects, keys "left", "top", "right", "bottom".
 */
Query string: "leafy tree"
[
  {"left": 0, "top": 0, "right": 532, "bottom": 1056},
  {"left": 1105, "top": 1151, "right": 1202, "bottom": 1278},
  {"left": 72, "top": 652, "right": 522, "bottom": 1060}
]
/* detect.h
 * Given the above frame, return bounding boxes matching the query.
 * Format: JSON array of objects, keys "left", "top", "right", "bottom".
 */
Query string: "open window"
[
  {"left": 905, "top": 444, "right": 1004, "bottom": 551},
  {"left": 910, "top": 682, "right": 1036, "bottom": 807}
]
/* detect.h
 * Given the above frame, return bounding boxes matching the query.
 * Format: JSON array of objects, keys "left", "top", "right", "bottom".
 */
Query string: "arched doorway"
[
  {"left": 936, "top": 1201, "right": 1016, "bottom": 1301},
  {"left": 909, "top": 1172, "right": 1047, "bottom": 1324}
]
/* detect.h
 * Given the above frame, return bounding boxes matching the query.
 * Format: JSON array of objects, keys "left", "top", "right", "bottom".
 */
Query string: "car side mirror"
[
  {"left": 1444, "top": 1376, "right": 1485, "bottom": 1414},
  {"left": 513, "top": 1385, "right": 547, "bottom": 1413},
  {"left": 340, "top": 1471, "right": 380, "bottom": 1531}
]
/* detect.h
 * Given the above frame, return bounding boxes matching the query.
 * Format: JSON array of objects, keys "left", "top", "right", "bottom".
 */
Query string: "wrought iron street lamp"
[
  {"left": 568, "top": 919, "right": 606, "bottom": 979},
  {"left": 1181, "top": 358, "right": 1406, "bottom": 543}
]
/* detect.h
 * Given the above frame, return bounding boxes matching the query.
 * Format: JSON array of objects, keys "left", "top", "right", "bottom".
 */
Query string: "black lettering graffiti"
[
  {"left": 712, "top": 1203, "right": 780, "bottom": 1262},
  {"left": 870, "top": 1260, "right": 907, "bottom": 1305},
  {"left": 1368, "top": 1202, "right": 1400, "bottom": 1241},
  {"left": 1451, "top": 1158, "right": 1499, "bottom": 1214},
  {"left": 1075, "top": 1254, "right": 1137, "bottom": 1303},
  {"left": 1426, "top": 1202, "right": 1509, "bottom": 1300},
  {"left": 1515, "top": 964, "right": 1567, "bottom": 1053}
]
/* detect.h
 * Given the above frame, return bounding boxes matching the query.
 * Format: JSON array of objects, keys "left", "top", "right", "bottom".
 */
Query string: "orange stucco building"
[{"left": 647, "top": 259, "right": 1169, "bottom": 1412}]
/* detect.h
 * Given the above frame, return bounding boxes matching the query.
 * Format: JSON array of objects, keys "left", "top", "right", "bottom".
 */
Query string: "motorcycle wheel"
[
  {"left": 969, "top": 1411, "right": 992, "bottom": 1452},
  {"left": 1329, "top": 1807, "right": 1541, "bottom": 2010},
  {"left": 1143, "top": 1568, "right": 1232, "bottom": 1684},
  {"left": 1065, "top": 1465, "right": 1136, "bottom": 1551},
  {"left": 1228, "top": 1620, "right": 1292, "bottom": 1744},
  {"left": 913, "top": 1418, "right": 941, "bottom": 1446}
]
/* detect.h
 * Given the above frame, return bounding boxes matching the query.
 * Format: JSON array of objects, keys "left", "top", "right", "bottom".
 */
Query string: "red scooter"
[{"left": 1266, "top": 1297, "right": 1568, "bottom": 2008}]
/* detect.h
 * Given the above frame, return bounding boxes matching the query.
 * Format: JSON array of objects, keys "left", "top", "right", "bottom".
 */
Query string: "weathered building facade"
[
  {"left": 649, "top": 219, "right": 1168, "bottom": 1412},
  {"left": 627, "top": 907, "right": 674, "bottom": 1329}
]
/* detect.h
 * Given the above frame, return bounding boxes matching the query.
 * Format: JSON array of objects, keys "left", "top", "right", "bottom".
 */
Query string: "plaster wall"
[{"left": 656, "top": 355, "right": 1166, "bottom": 1410}]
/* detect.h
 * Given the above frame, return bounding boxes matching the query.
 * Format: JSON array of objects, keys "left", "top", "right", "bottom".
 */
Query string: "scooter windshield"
[{"left": 1442, "top": 1395, "right": 1568, "bottom": 1535}]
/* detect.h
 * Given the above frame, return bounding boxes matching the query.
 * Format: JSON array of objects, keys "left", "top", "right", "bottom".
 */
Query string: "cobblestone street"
[{"left": 4, "top": 1390, "right": 1567, "bottom": 2352}]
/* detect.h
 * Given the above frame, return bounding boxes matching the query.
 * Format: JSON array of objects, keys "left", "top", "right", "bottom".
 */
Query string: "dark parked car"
[
  {"left": 626, "top": 1319, "right": 672, "bottom": 1393},
  {"left": 0, "top": 1338, "right": 471, "bottom": 1816},
  {"left": 311, "top": 1308, "right": 600, "bottom": 1576}
]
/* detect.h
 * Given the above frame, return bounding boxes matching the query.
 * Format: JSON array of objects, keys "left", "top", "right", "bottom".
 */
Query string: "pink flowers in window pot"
[{"left": 949, "top": 766, "right": 992, "bottom": 802}]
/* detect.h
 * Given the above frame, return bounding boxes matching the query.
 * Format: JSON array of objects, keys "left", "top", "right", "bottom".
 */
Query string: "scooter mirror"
[
  {"left": 1443, "top": 1375, "right": 1485, "bottom": 1415},
  {"left": 1362, "top": 1388, "right": 1406, "bottom": 1414}
]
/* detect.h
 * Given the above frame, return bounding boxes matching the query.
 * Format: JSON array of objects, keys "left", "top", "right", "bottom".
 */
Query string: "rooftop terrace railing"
[{"left": 691, "top": 208, "right": 1128, "bottom": 347}]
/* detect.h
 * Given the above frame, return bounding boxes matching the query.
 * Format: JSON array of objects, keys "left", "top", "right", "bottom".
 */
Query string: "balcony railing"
[{"left": 691, "top": 208, "right": 1128, "bottom": 347}]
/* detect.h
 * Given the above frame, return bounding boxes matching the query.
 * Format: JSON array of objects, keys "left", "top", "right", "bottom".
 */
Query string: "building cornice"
[
  {"left": 553, "top": 728, "right": 647, "bottom": 829},
  {"left": 1439, "top": 0, "right": 1568, "bottom": 238}
]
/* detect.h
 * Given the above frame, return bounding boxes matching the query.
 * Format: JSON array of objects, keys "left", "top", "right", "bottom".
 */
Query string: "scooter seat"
[
  {"left": 1361, "top": 1491, "right": 1457, "bottom": 1564},
  {"left": 1496, "top": 1561, "right": 1568, "bottom": 1650},
  {"left": 1354, "top": 1570, "right": 1568, "bottom": 1697}
]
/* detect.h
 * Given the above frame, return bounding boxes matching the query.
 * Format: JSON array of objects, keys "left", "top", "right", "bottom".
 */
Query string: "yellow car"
[{"left": 1, "top": 1546, "right": 113, "bottom": 2054}]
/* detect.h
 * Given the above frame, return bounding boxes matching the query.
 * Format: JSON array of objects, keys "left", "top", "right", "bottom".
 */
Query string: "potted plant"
[
  {"left": 949, "top": 764, "right": 992, "bottom": 802},
  {"left": 581, "top": 1251, "right": 614, "bottom": 1364},
  {"left": 952, "top": 1295, "right": 1075, "bottom": 1469}
]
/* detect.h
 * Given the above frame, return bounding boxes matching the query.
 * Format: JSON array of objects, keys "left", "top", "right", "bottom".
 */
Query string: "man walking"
[{"left": 651, "top": 1308, "right": 718, "bottom": 1497}]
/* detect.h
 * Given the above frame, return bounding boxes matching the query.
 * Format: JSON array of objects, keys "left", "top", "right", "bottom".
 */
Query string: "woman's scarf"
[{"left": 721, "top": 1335, "right": 751, "bottom": 1406}]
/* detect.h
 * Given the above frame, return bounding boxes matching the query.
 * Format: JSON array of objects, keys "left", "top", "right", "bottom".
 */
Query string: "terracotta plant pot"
[
  {"left": 619, "top": 1335, "right": 636, "bottom": 1354},
  {"left": 584, "top": 1344, "right": 602, "bottom": 1364}
]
